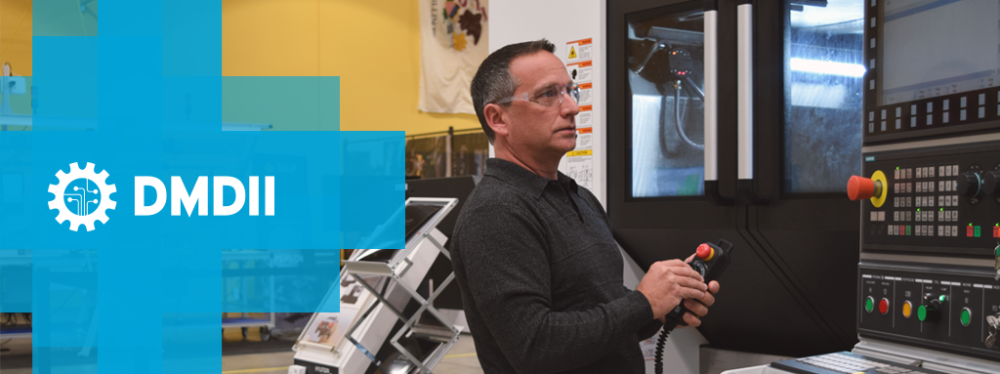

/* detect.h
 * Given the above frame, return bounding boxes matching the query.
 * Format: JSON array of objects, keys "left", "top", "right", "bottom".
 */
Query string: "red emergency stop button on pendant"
[
  {"left": 879, "top": 298, "right": 890, "bottom": 315},
  {"left": 696, "top": 244, "right": 714, "bottom": 262},
  {"left": 848, "top": 176, "right": 877, "bottom": 201}
]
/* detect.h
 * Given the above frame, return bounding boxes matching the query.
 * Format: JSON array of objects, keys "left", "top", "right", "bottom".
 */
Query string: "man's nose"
[{"left": 561, "top": 92, "right": 580, "bottom": 117}]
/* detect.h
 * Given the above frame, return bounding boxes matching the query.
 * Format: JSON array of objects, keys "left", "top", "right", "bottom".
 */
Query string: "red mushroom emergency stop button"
[
  {"left": 848, "top": 171, "right": 888, "bottom": 207},
  {"left": 848, "top": 176, "right": 877, "bottom": 201},
  {"left": 696, "top": 243, "right": 714, "bottom": 262}
]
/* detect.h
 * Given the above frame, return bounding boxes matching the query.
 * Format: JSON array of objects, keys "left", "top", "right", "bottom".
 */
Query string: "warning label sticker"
[
  {"left": 565, "top": 38, "right": 592, "bottom": 62},
  {"left": 577, "top": 82, "right": 593, "bottom": 105},
  {"left": 576, "top": 105, "right": 593, "bottom": 128},
  {"left": 564, "top": 153, "right": 593, "bottom": 189},
  {"left": 566, "top": 60, "right": 593, "bottom": 83}
]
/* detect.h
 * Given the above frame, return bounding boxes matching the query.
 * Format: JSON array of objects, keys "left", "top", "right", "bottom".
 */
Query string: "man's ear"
[{"left": 483, "top": 103, "right": 509, "bottom": 139}]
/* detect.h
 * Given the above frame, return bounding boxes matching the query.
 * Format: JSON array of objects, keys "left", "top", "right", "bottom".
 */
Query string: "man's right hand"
[{"left": 636, "top": 259, "right": 708, "bottom": 320}]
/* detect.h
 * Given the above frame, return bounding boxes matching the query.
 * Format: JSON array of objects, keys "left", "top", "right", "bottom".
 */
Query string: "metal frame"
[{"left": 341, "top": 197, "right": 463, "bottom": 373}]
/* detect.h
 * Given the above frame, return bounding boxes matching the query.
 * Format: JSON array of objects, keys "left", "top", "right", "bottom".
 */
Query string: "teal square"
[{"left": 34, "top": 0, "right": 98, "bottom": 37}]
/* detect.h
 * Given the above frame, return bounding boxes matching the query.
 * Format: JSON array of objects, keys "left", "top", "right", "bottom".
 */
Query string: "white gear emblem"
[{"left": 48, "top": 162, "right": 117, "bottom": 232}]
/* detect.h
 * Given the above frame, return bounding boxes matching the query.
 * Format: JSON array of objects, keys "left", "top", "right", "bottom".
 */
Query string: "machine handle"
[
  {"left": 736, "top": 1, "right": 767, "bottom": 204},
  {"left": 703, "top": 3, "right": 733, "bottom": 206}
]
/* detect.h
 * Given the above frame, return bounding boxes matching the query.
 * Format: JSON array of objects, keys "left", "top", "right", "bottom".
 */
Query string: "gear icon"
[{"left": 48, "top": 162, "right": 117, "bottom": 232}]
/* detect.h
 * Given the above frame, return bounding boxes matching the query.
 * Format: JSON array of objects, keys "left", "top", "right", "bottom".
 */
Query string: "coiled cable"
[{"left": 654, "top": 325, "right": 672, "bottom": 374}]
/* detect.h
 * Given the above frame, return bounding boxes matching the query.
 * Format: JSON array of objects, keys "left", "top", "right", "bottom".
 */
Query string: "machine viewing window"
[
  {"left": 627, "top": 4, "right": 705, "bottom": 198},
  {"left": 881, "top": 0, "right": 1000, "bottom": 106},
  {"left": 784, "top": 0, "right": 864, "bottom": 194}
]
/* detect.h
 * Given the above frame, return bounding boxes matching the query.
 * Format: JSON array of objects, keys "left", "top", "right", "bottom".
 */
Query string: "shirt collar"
[{"left": 484, "top": 158, "right": 578, "bottom": 199}]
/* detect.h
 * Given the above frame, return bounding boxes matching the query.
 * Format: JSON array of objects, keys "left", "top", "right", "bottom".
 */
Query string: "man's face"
[{"left": 503, "top": 51, "right": 580, "bottom": 159}]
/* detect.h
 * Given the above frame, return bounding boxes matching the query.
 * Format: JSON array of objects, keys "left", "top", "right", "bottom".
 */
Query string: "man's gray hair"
[{"left": 470, "top": 39, "right": 556, "bottom": 144}]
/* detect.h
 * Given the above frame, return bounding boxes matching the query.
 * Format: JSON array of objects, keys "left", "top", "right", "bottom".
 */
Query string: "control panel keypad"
[
  {"left": 869, "top": 162, "right": 979, "bottom": 238},
  {"left": 938, "top": 226, "right": 961, "bottom": 237},
  {"left": 863, "top": 142, "right": 1000, "bottom": 245},
  {"left": 859, "top": 266, "right": 1000, "bottom": 359}
]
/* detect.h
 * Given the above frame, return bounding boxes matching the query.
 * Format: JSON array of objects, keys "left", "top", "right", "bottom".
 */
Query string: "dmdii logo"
[
  {"left": 48, "top": 162, "right": 118, "bottom": 232},
  {"left": 47, "top": 162, "right": 275, "bottom": 232}
]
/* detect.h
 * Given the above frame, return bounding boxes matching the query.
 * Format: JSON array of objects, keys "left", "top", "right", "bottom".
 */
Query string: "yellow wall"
[
  {"left": 0, "top": 0, "right": 480, "bottom": 135},
  {"left": 0, "top": 0, "right": 32, "bottom": 76},
  {"left": 0, "top": 0, "right": 33, "bottom": 124},
  {"left": 222, "top": 0, "right": 481, "bottom": 135}
]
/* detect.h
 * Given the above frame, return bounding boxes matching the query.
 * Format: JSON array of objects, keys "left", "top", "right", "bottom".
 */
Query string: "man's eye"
[{"left": 541, "top": 89, "right": 558, "bottom": 98}]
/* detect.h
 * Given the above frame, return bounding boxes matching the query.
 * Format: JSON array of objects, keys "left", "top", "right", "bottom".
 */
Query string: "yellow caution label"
[
  {"left": 568, "top": 46, "right": 577, "bottom": 59},
  {"left": 566, "top": 149, "right": 592, "bottom": 157}
]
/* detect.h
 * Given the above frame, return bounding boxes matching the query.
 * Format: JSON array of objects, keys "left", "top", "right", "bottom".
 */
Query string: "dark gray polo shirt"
[{"left": 450, "top": 158, "right": 660, "bottom": 374}]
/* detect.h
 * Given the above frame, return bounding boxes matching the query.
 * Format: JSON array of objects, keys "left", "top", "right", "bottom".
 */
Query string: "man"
[{"left": 450, "top": 39, "right": 721, "bottom": 374}]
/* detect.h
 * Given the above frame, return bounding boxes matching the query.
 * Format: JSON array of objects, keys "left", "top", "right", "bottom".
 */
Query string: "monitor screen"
[
  {"left": 881, "top": 0, "right": 1000, "bottom": 106},
  {"left": 405, "top": 204, "right": 444, "bottom": 242}
]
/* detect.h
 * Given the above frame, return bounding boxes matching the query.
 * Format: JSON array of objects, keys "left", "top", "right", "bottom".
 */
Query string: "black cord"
[
  {"left": 655, "top": 315, "right": 682, "bottom": 374},
  {"left": 654, "top": 326, "right": 672, "bottom": 374}
]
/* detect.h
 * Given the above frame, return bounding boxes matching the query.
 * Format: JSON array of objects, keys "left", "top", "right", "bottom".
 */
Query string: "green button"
[
  {"left": 906, "top": 225, "right": 911, "bottom": 236},
  {"left": 961, "top": 308, "right": 972, "bottom": 326},
  {"left": 918, "top": 305, "right": 927, "bottom": 321},
  {"left": 865, "top": 297, "right": 874, "bottom": 313},
  {"left": 974, "top": 226, "right": 981, "bottom": 237}
]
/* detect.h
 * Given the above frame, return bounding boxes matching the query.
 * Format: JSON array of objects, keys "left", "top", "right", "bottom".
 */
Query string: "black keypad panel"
[{"left": 863, "top": 141, "right": 1000, "bottom": 257}]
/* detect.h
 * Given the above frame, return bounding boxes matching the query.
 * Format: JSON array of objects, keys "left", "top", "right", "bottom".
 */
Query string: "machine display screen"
[
  {"left": 881, "top": 0, "right": 1000, "bottom": 106},
  {"left": 625, "top": 5, "right": 705, "bottom": 198}
]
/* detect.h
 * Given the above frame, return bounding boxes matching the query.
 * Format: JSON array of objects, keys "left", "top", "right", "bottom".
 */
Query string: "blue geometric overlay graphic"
[{"left": 0, "top": 1, "right": 404, "bottom": 373}]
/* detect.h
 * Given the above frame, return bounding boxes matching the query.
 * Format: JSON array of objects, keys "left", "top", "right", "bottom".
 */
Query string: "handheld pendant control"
[
  {"left": 663, "top": 239, "right": 733, "bottom": 329},
  {"left": 655, "top": 239, "right": 734, "bottom": 374}
]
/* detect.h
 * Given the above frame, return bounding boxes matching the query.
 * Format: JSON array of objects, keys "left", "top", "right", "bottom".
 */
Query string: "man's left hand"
[
  {"left": 678, "top": 253, "right": 720, "bottom": 327},
  {"left": 680, "top": 280, "right": 719, "bottom": 327}
]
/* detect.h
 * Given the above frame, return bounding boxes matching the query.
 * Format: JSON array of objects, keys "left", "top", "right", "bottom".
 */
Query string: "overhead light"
[{"left": 790, "top": 58, "right": 866, "bottom": 77}]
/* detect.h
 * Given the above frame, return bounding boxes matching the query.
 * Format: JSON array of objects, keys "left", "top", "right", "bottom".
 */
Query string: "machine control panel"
[
  {"left": 855, "top": 141, "right": 1000, "bottom": 256},
  {"left": 858, "top": 262, "right": 1000, "bottom": 359},
  {"left": 863, "top": 0, "right": 1000, "bottom": 143}
]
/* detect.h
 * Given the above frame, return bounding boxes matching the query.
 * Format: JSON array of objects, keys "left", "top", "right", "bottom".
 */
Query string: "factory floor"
[
  {"left": 217, "top": 330, "right": 483, "bottom": 374},
  {"left": 217, "top": 336, "right": 482, "bottom": 374},
  {"left": 0, "top": 328, "right": 483, "bottom": 374}
]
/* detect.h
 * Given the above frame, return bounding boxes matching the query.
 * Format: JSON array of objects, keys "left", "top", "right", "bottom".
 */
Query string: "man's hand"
[
  {"left": 636, "top": 259, "right": 707, "bottom": 320},
  {"left": 679, "top": 280, "right": 720, "bottom": 327},
  {"left": 678, "top": 253, "right": 720, "bottom": 327}
]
